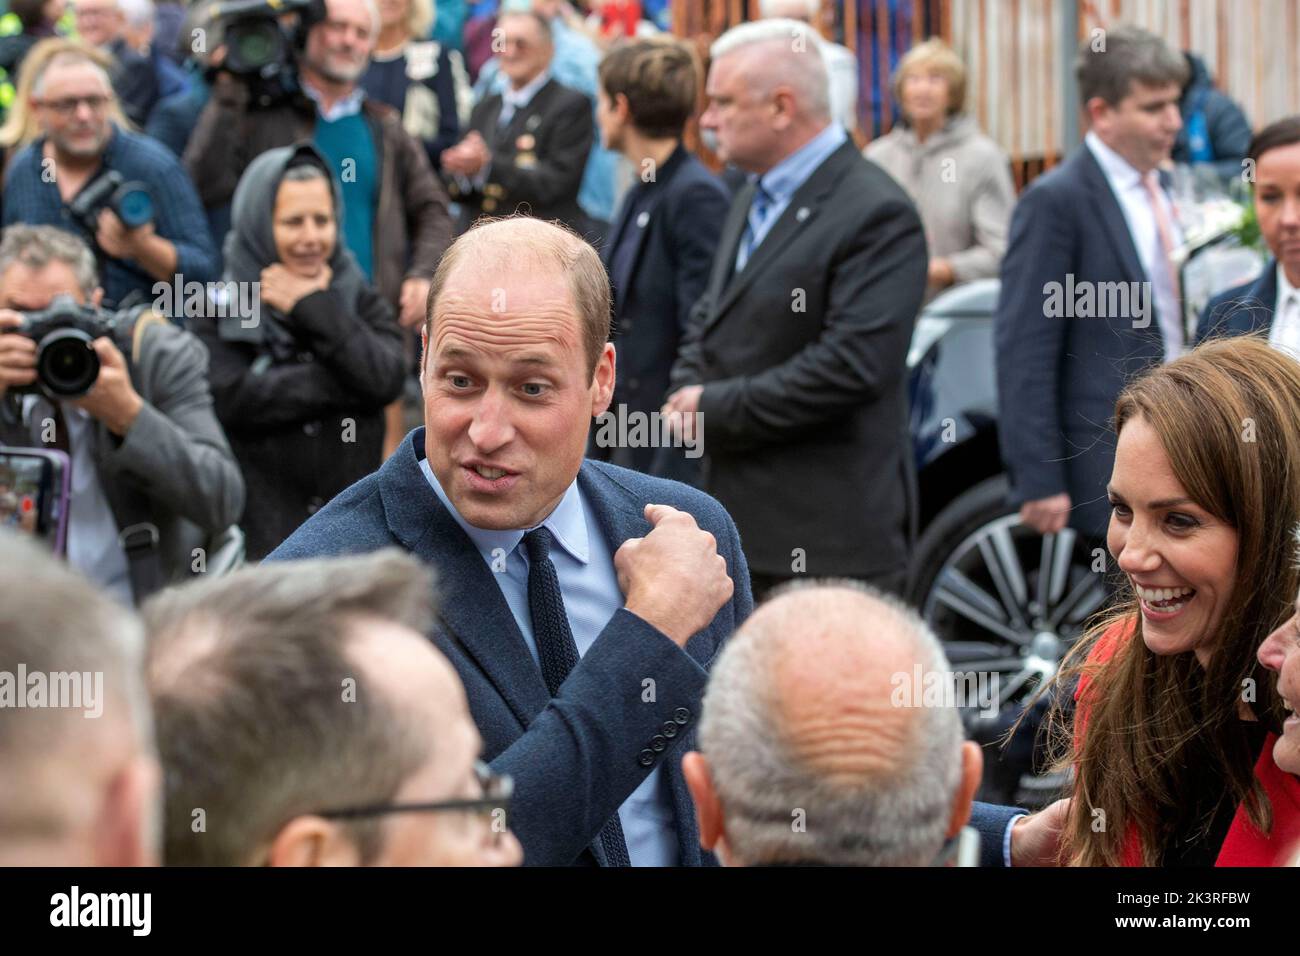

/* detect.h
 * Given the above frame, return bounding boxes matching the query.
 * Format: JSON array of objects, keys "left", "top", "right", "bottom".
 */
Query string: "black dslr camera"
[
  {"left": 208, "top": 0, "right": 325, "bottom": 104},
  {"left": 12, "top": 296, "right": 117, "bottom": 400}
]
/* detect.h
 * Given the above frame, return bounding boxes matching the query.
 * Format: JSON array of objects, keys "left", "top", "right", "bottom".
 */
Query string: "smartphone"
[{"left": 0, "top": 447, "right": 71, "bottom": 555}]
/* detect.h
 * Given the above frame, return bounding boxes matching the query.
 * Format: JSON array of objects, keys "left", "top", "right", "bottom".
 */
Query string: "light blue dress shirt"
[
  {"left": 735, "top": 122, "right": 848, "bottom": 272},
  {"left": 420, "top": 458, "right": 679, "bottom": 866}
]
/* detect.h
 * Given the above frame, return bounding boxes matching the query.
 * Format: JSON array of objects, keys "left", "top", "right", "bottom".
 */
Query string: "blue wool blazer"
[{"left": 269, "top": 427, "right": 752, "bottom": 865}]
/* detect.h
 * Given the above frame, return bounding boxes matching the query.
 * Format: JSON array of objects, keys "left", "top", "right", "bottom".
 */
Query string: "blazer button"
[
  {"left": 303, "top": 421, "right": 320, "bottom": 436},
  {"left": 673, "top": 707, "right": 691, "bottom": 725},
  {"left": 661, "top": 721, "right": 678, "bottom": 738},
  {"left": 637, "top": 749, "right": 655, "bottom": 767},
  {"left": 650, "top": 735, "right": 666, "bottom": 752}
]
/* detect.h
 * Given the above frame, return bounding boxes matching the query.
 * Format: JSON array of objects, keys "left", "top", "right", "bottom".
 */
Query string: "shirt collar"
[
  {"left": 1278, "top": 262, "right": 1300, "bottom": 308},
  {"left": 418, "top": 457, "right": 590, "bottom": 566},
  {"left": 302, "top": 82, "right": 366, "bottom": 121},
  {"left": 754, "top": 122, "right": 847, "bottom": 204},
  {"left": 503, "top": 69, "right": 551, "bottom": 110},
  {"left": 1085, "top": 130, "right": 1146, "bottom": 191}
]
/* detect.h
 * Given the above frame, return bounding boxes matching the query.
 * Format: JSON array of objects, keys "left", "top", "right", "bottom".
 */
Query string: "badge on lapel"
[
  {"left": 636, "top": 210, "right": 650, "bottom": 228},
  {"left": 795, "top": 206, "right": 811, "bottom": 222},
  {"left": 515, "top": 133, "right": 536, "bottom": 151},
  {"left": 525, "top": 114, "right": 542, "bottom": 132}
]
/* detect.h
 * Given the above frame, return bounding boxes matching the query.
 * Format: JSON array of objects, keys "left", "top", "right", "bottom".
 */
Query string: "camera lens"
[
  {"left": 229, "top": 21, "right": 282, "bottom": 72},
  {"left": 36, "top": 329, "right": 100, "bottom": 398},
  {"left": 113, "top": 184, "right": 154, "bottom": 230}
]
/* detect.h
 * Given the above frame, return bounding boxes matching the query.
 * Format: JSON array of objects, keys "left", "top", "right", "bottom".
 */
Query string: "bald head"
[
  {"left": 756, "top": 588, "right": 923, "bottom": 786},
  {"left": 422, "top": 217, "right": 610, "bottom": 374},
  {"left": 710, "top": 19, "right": 831, "bottom": 123},
  {"left": 685, "top": 582, "right": 982, "bottom": 866}
]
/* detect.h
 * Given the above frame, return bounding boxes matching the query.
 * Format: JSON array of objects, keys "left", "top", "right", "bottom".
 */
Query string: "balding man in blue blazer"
[{"left": 270, "top": 217, "right": 750, "bottom": 867}]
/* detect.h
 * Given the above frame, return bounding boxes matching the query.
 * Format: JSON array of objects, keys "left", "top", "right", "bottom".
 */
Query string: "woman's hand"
[{"left": 259, "top": 263, "right": 332, "bottom": 315}]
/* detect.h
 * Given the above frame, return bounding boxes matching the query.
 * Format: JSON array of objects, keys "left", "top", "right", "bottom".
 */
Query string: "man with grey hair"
[
  {"left": 758, "top": 0, "right": 859, "bottom": 133},
  {"left": 665, "top": 18, "right": 926, "bottom": 598},
  {"left": 0, "top": 530, "right": 160, "bottom": 866},
  {"left": 682, "top": 582, "right": 983, "bottom": 865},
  {"left": 144, "top": 549, "right": 523, "bottom": 866},
  {"left": 0, "top": 224, "right": 244, "bottom": 605}
]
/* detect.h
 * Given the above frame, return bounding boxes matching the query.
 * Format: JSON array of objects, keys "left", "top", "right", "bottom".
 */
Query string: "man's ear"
[
  {"left": 265, "top": 816, "right": 365, "bottom": 867},
  {"left": 946, "top": 740, "right": 984, "bottom": 839},
  {"left": 1083, "top": 96, "right": 1112, "bottom": 131},
  {"left": 91, "top": 287, "right": 105, "bottom": 309},
  {"left": 613, "top": 92, "right": 632, "bottom": 124},
  {"left": 590, "top": 341, "right": 616, "bottom": 417},
  {"left": 93, "top": 754, "right": 161, "bottom": 867},
  {"left": 682, "top": 751, "right": 727, "bottom": 856}
]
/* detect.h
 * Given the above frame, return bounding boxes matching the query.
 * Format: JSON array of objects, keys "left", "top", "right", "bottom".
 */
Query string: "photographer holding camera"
[
  {"left": 2, "top": 40, "right": 218, "bottom": 311},
  {"left": 0, "top": 225, "right": 244, "bottom": 605}
]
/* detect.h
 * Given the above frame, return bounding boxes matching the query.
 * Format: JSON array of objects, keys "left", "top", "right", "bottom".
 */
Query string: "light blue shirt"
[
  {"left": 419, "top": 458, "right": 679, "bottom": 866},
  {"left": 735, "top": 122, "right": 848, "bottom": 272}
]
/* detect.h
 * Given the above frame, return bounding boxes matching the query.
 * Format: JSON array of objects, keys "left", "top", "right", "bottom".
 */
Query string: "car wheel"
[{"left": 908, "top": 474, "right": 1109, "bottom": 804}]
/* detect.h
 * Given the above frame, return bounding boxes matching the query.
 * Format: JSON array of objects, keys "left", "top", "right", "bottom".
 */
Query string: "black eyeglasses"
[
  {"left": 315, "top": 761, "right": 513, "bottom": 844},
  {"left": 36, "top": 94, "right": 111, "bottom": 116}
]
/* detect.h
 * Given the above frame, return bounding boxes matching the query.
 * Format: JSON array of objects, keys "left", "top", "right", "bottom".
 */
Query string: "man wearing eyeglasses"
[
  {"left": 1, "top": 40, "right": 218, "bottom": 312},
  {"left": 442, "top": 9, "right": 594, "bottom": 238},
  {"left": 145, "top": 549, "right": 524, "bottom": 867}
]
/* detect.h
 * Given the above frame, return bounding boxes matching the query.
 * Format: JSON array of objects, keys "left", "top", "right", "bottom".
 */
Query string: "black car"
[{"left": 905, "top": 279, "right": 1106, "bottom": 804}]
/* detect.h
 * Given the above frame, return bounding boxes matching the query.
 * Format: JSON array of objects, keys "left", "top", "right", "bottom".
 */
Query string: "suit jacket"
[
  {"left": 968, "top": 801, "right": 1026, "bottom": 868},
  {"left": 449, "top": 77, "right": 593, "bottom": 236},
  {"left": 670, "top": 140, "right": 927, "bottom": 578},
  {"left": 0, "top": 313, "right": 245, "bottom": 601},
  {"left": 1195, "top": 260, "right": 1276, "bottom": 344},
  {"left": 995, "top": 145, "right": 1171, "bottom": 540},
  {"left": 599, "top": 145, "right": 729, "bottom": 472},
  {"left": 268, "top": 428, "right": 753, "bottom": 865}
]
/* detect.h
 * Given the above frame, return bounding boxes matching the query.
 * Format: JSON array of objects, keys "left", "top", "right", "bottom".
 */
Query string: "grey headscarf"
[{"left": 219, "top": 142, "right": 368, "bottom": 344}]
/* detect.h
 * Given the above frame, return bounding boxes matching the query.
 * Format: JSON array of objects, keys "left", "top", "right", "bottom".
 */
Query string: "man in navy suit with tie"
[
  {"left": 270, "top": 216, "right": 750, "bottom": 866},
  {"left": 997, "top": 25, "right": 1189, "bottom": 542}
]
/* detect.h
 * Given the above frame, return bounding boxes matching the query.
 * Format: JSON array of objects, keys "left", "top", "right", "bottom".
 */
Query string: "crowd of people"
[{"left": 0, "top": 0, "right": 1298, "bottom": 869}]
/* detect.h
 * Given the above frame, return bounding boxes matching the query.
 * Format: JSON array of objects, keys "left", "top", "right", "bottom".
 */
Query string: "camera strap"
[{"left": 113, "top": 307, "right": 170, "bottom": 605}]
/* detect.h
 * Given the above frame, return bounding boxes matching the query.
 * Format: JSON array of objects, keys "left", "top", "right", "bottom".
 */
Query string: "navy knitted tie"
[{"left": 524, "top": 527, "right": 632, "bottom": 867}]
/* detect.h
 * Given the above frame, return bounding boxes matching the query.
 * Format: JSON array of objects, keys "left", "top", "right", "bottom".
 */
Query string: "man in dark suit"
[
  {"left": 443, "top": 10, "right": 594, "bottom": 238},
  {"left": 665, "top": 18, "right": 927, "bottom": 596},
  {"left": 594, "top": 37, "right": 729, "bottom": 477},
  {"left": 270, "top": 217, "right": 750, "bottom": 867},
  {"left": 996, "top": 25, "right": 1188, "bottom": 541},
  {"left": 1196, "top": 116, "right": 1300, "bottom": 348}
]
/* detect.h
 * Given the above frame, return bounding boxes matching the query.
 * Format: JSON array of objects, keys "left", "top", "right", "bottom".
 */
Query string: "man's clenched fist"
[{"left": 615, "top": 504, "right": 734, "bottom": 647}]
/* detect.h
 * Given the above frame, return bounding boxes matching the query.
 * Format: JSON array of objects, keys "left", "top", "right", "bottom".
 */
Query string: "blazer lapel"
[
  {"left": 575, "top": 461, "right": 718, "bottom": 668},
  {"left": 1241, "top": 262, "right": 1279, "bottom": 335},
  {"left": 1078, "top": 147, "right": 1150, "bottom": 291},
  {"left": 379, "top": 430, "right": 551, "bottom": 728},
  {"left": 706, "top": 141, "right": 856, "bottom": 332}
]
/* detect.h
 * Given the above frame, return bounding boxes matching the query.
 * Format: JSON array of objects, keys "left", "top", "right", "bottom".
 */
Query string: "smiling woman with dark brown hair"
[{"left": 1034, "top": 336, "right": 1300, "bottom": 866}]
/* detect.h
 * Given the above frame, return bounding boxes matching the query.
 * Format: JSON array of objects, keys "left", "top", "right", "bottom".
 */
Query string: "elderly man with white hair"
[
  {"left": 682, "top": 582, "right": 983, "bottom": 866},
  {"left": 758, "top": 0, "right": 859, "bottom": 132},
  {"left": 73, "top": 0, "right": 161, "bottom": 125},
  {"left": 664, "top": 18, "right": 927, "bottom": 598}
]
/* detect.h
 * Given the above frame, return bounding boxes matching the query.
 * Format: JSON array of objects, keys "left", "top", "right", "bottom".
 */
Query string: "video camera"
[
  {"left": 10, "top": 296, "right": 120, "bottom": 400},
  {"left": 207, "top": 0, "right": 326, "bottom": 105}
]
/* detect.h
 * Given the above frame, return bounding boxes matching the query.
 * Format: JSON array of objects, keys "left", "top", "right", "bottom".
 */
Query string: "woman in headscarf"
[{"left": 191, "top": 143, "right": 406, "bottom": 560}]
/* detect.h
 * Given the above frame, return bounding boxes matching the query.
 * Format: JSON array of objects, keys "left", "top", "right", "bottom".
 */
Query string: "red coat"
[{"left": 1076, "top": 621, "right": 1300, "bottom": 866}]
